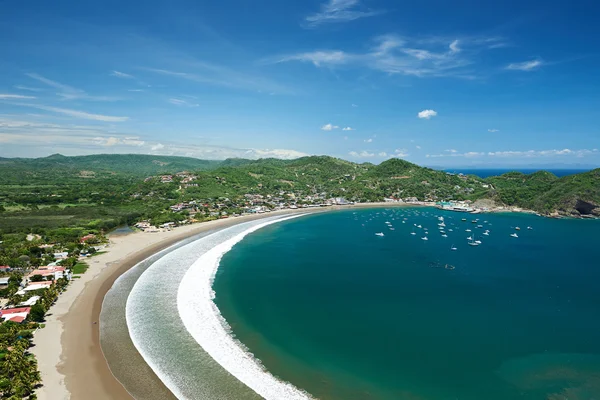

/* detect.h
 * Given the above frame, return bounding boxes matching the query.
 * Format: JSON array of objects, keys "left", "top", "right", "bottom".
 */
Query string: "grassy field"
[{"left": 72, "top": 262, "right": 88, "bottom": 274}]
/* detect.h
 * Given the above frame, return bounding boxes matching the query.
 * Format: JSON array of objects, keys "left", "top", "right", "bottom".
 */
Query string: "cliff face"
[{"left": 573, "top": 199, "right": 600, "bottom": 216}]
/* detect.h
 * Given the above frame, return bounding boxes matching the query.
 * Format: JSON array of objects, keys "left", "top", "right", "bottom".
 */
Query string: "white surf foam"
[{"left": 177, "top": 214, "right": 313, "bottom": 400}]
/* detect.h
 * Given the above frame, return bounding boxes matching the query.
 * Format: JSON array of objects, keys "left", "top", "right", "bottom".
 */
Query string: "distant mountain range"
[{"left": 0, "top": 153, "right": 598, "bottom": 217}]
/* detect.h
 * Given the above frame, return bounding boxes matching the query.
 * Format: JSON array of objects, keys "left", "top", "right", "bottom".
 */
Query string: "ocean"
[
  {"left": 442, "top": 168, "right": 591, "bottom": 178},
  {"left": 212, "top": 208, "right": 600, "bottom": 400}
]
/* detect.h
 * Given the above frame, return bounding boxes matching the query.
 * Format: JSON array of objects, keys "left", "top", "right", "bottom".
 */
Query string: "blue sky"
[{"left": 1, "top": 0, "right": 599, "bottom": 167}]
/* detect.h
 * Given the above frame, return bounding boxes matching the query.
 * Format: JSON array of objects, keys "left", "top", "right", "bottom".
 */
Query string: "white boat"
[
  {"left": 515, "top": 227, "right": 521, "bottom": 231},
  {"left": 483, "top": 231, "right": 489, "bottom": 236},
  {"left": 438, "top": 222, "right": 446, "bottom": 227},
  {"left": 417, "top": 225, "right": 422, "bottom": 228},
  {"left": 402, "top": 221, "right": 406, "bottom": 224},
  {"left": 442, "top": 234, "right": 448, "bottom": 238},
  {"left": 410, "top": 232, "right": 416, "bottom": 236},
  {"left": 510, "top": 233, "right": 518, "bottom": 238},
  {"left": 448, "top": 229, "right": 453, "bottom": 232},
  {"left": 422, "top": 236, "right": 428, "bottom": 241},
  {"left": 389, "top": 228, "right": 395, "bottom": 230},
  {"left": 465, "top": 229, "right": 472, "bottom": 232},
  {"left": 375, "top": 232, "right": 385, "bottom": 237},
  {"left": 451, "top": 245, "right": 457, "bottom": 251},
  {"left": 477, "top": 225, "right": 483, "bottom": 228},
  {"left": 475, "top": 240, "right": 482, "bottom": 244},
  {"left": 466, "top": 236, "right": 473, "bottom": 240},
  {"left": 527, "top": 226, "right": 533, "bottom": 230}
]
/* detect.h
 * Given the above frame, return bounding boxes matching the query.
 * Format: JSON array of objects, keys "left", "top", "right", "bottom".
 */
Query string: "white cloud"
[
  {"left": 378, "top": 152, "right": 387, "bottom": 157},
  {"left": 342, "top": 126, "right": 354, "bottom": 131},
  {"left": 0, "top": 94, "right": 36, "bottom": 99},
  {"left": 488, "top": 128, "right": 499, "bottom": 132},
  {"left": 321, "top": 123, "right": 339, "bottom": 131},
  {"left": 416, "top": 145, "right": 421, "bottom": 149},
  {"left": 445, "top": 149, "right": 458, "bottom": 153},
  {"left": 418, "top": 109, "right": 437, "bottom": 119},
  {"left": 111, "top": 70, "right": 134, "bottom": 78},
  {"left": 128, "top": 89, "right": 144, "bottom": 92},
  {"left": 10, "top": 103, "right": 129, "bottom": 122},
  {"left": 394, "top": 148, "right": 409, "bottom": 157},
  {"left": 151, "top": 143, "right": 165, "bottom": 151},
  {"left": 305, "top": 0, "right": 383, "bottom": 27},
  {"left": 352, "top": 103, "right": 358, "bottom": 108},
  {"left": 348, "top": 150, "right": 375, "bottom": 157},
  {"left": 506, "top": 59, "right": 543, "bottom": 71},
  {"left": 364, "top": 138, "right": 373, "bottom": 143},
  {"left": 168, "top": 98, "right": 199, "bottom": 107}
]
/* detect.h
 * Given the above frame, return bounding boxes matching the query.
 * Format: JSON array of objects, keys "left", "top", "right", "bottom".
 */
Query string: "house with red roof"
[{"left": 0, "top": 307, "right": 31, "bottom": 323}]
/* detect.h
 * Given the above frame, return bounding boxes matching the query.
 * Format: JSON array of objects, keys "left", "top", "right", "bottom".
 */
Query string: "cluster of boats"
[{"left": 373, "top": 212, "right": 534, "bottom": 251}]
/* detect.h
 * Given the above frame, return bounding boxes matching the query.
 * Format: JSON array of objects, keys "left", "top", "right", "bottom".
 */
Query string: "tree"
[
  {"left": 28, "top": 305, "right": 45, "bottom": 323},
  {"left": 29, "top": 275, "right": 44, "bottom": 282}
]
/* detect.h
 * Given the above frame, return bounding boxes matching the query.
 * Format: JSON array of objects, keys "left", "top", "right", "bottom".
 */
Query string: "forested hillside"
[
  {"left": 0, "top": 153, "right": 221, "bottom": 183},
  {"left": 0, "top": 154, "right": 598, "bottom": 235}
]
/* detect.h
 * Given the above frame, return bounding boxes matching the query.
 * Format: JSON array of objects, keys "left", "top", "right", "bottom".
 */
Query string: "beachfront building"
[
  {"left": 27, "top": 266, "right": 69, "bottom": 282},
  {"left": 0, "top": 307, "right": 31, "bottom": 323}
]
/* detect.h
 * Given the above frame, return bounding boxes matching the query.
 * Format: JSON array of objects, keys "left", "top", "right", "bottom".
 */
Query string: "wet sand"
[{"left": 32, "top": 203, "right": 416, "bottom": 399}]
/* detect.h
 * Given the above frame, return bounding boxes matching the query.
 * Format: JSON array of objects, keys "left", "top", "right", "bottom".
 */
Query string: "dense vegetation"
[
  {"left": 486, "top": 168, "right": 600, "bottom": 216},
  {"left": 0, "top": 154, "right": 599, "bottom": 236}
]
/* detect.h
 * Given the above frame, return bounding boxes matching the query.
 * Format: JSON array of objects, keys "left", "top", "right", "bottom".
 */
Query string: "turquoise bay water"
[{"left": 214, "top": 208, "right": 600, "bottom": 400}]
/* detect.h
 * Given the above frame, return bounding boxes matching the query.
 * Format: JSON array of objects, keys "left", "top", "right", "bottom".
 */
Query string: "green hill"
[
  {"left": 0, "top": 154, "right": 598, "bottom": 220},
  {"left": 486, "top": 169, "right": 600, "bottom": 216},
  {"left": 0, "top": 153, "right": 221, "bottom": 183}
]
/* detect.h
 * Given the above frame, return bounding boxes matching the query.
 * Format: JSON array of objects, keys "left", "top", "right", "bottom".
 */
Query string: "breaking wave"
[{"left": 177, "top": 214, "right": 312, "bottom": 400}]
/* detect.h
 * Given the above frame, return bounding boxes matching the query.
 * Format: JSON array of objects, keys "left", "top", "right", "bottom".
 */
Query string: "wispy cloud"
[
  {"left": 352, "top": 103, "right": 358, "bottom": 107},
  {"left": 14, "top": 85, "right": 44, "bottom": 92},
  {"left": 418, "top": 109, "right": 437, "bottom": 119},
  {"left": 342, "top": 126, "right": 354, "bottom": 131},
  {"left": 321, "top": 123, "right": 339, "bottom": 131},
  {"left": 26, "top": 73, "right": 120, "bottom": 101},
  {"left": 364, "top": 138, "right": 373, "bottom": 143},
  {"left": 427, "top": 148, "right": 599, "bottom": 159},
  {"left": 128, "top": 89, "right": 144, "bottom": 92},
  {"left": 488, "top": 128, "right": 499, "bottom": 132},
  {"left": 168, "top": 98, "right": 199, "bottom": 107},
  {"left": 277, "top": 51, "right": 349, "bottom": 67},
  {"left": 0, "top": 94, "right": 36, "bottom": 99},
  {"left": 144, "top": 64, "right": 292, "bottom": 94},
  {"left": 9, "top": 103, "right": 129, "bottom": 122},
  {"left": 506, "top": 59, "right": 543, "bottom": 71},
  {"left": 304, "top": 0, "right": 383, "bottom": 27},
  {"left": 110, "top": 70, "right": 134, "bottom": 78},
  {"left": 275, "top": 34, "right": 505, "bottom": 78}
]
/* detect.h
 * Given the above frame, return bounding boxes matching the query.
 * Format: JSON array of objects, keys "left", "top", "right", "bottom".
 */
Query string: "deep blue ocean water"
[
  {"left": 214, "top": 208, "right": 600, "bottom": 400},
  {"left": 442, "top": 168, "right": 591, "bottom": 178}
]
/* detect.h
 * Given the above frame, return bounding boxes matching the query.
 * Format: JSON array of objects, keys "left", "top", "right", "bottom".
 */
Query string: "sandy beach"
[{"left": 31, "top": 203, "right": 415, "bottom": 400}]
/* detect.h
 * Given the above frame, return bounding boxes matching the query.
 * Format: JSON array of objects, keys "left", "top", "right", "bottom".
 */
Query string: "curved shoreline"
[
  {"left": 32, "top": 203, "right": 419, "bottom": 400},
  {"left": 177, "top": 214, "right": 312, "bottom": 399}
]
